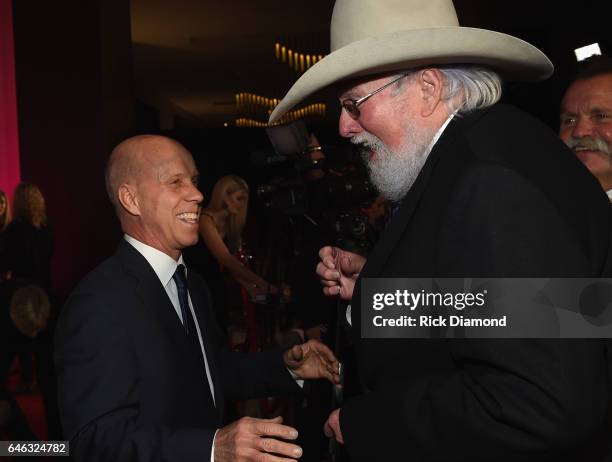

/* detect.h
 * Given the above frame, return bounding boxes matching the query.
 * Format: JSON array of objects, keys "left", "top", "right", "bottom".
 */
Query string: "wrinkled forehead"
[{"left": 563, "top": 74, "right": 612, "bottom": 109}]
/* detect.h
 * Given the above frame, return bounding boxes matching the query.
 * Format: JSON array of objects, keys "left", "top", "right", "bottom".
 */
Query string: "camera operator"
[{"left": 256, "top": 131, "right": 376, "bottom": 461}]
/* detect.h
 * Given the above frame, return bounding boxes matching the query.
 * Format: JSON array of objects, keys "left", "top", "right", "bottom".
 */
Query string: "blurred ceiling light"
[
  {"left": 236, "top": 92, "right": 280, "bottom": 110},
  {"left": 235, "top": 103, "right": 326, "bottom": 128},
  {"left": 274, "top": 42, "right": 326, "bottom": 73}
]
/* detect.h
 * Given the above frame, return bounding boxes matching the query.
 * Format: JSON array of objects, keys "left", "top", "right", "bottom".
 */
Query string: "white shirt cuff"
[{"left": 287, "top": 367, "right": 304, "bottom": 388}]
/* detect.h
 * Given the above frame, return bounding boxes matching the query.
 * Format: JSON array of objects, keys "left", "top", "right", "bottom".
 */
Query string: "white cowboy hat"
[{"left": 269, "top": 0, "right": 553, "bottom": 123}]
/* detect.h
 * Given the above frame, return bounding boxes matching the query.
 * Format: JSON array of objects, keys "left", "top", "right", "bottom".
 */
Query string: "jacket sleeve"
[
  {"left": 217, "top": 347, "right": 301, "bottom": 400},
  {"left": 340, "top": 163, "right": 610, "bottom": 462}
]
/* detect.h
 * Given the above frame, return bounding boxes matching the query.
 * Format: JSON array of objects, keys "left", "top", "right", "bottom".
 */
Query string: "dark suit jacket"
[
  {"left": 55, "top": 240, "right": 299, "bottom": 462},
  {"left": 341, "top": 105, "right": 612, "bottom": 461}
]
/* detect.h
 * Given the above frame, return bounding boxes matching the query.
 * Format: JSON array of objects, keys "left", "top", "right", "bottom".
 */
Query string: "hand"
[
  {"left": 214, "top": 416, "right": 302, "bottom": 462},
  {"left": 316, "top": 246, "right": 366, "bottom": 300},
  {"left": 284, "top": 339, "right": 341, "bottom": 386},
  {"left": 324, "top": 408, "right": 344, "bottom": 444}
]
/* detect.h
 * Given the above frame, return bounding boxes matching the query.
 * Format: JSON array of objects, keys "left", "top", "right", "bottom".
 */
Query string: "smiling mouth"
[
  {"left": 573, "top": 147, "right": 601, "bottom": 153},
  {"left": 176, "top": 212, "right": 199, "bottom": 224}
]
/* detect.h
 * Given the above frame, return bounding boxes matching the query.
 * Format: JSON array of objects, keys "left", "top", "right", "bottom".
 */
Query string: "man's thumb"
[{"left": 291, "top": 344, "right": 304, "bottom": 361}]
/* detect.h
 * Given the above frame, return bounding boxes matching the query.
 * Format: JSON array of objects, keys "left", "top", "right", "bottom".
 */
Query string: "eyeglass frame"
[{"left": 340, "top": 73, "right": 409, "bottom": 119}]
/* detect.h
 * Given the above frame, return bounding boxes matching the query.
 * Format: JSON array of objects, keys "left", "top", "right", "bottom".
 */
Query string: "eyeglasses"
[{"left": 341, "top": 74, "right": 408, "bottom": 119}]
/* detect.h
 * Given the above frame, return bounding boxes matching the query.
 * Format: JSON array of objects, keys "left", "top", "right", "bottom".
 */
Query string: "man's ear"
[
  {"left": 117, "top": 183, "right": 141, "bottom": 216},
  {"left": 417, "top": 68, "right": 445, "bottom": 117}
]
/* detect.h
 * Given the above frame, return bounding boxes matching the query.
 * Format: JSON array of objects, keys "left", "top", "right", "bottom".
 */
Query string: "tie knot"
[{"left": 173, "top": 264, "right": 188, "bottom": 289}]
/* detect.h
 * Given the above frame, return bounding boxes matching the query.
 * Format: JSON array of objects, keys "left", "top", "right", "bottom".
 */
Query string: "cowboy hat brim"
[{"left": 269, "top": 26, "right": 553, "bottom": 123}]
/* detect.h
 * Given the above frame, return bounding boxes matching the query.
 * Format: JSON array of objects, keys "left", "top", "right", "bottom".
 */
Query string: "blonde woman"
[
  {"left": 4, "top": 183, "right": 54, "bottom": 290},
  {"left": 202, "top": 176, "right": 275, "bottom": 294},
  {"left": 184, "top": 175, "right": 274, "bottom": 333}
]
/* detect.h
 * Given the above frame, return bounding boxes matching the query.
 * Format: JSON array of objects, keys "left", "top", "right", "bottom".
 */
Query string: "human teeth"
[{"left": 177, "top": 212, "right": 198, "bottom": 221}]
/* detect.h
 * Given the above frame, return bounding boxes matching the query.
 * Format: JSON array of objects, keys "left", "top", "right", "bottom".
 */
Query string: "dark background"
[{"left": 10, "top": 0, "right": 610, "bottom": 300}]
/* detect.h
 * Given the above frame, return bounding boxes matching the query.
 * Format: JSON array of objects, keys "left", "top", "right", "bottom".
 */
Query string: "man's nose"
[
  {"left": 571, "top": 117, "right": 594, "bottom": 139},
  {"left": 190, "top": 184, "right": 204, "bottom": 203},
  {"left": 339, "top": 109, "right": 363, "bottom": 138}
]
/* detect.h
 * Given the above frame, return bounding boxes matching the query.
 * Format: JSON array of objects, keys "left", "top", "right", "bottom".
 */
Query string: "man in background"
[{"left": 560, "top": 54, "right": 612, "bottom": 197}]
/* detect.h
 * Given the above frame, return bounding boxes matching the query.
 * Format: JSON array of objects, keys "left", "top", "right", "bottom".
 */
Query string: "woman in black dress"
[{"left": 4, "top": 183, "right": 54, "bottom": 290}]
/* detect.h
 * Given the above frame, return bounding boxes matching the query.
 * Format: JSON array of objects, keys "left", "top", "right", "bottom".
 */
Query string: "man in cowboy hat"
[{"left": 270, "top": 0, "right": 612, "bottom": 460}]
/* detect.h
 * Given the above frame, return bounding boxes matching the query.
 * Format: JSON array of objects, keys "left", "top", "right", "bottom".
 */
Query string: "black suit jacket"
[
  {"left": 55, "top": 240, "right": 298, "bottom": 462},
  {"left": 341, "top": 105, "right": 612, "bottom": 461}
]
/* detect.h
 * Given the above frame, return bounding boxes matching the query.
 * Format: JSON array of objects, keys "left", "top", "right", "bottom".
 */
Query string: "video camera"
[{"left": 251, "top": 121, "right": 375, "bottom": 216}]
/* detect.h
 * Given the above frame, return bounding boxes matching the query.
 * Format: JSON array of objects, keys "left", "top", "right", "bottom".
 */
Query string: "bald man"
[{"left": 55, "top": 135, "right": 340, "bottom": 462}]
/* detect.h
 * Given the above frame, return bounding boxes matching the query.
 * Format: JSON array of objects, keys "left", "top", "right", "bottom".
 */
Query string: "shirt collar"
[
  {"left": 607, "top": 189, "right": 612, "bottom": 202},
  {"left": 426, "top": 112, "right": 455, "bottom": 153},
  {"left": 124, "top": 234, "right": 185, "bottom": 287}
]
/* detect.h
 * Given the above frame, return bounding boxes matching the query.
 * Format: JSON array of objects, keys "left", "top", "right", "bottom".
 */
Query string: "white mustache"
[
  {"left": 351, "top": 133, "right": 376, "bottom": 148},
  {"left": 565, "top": 136, "right": 611, "bottom": 155}
]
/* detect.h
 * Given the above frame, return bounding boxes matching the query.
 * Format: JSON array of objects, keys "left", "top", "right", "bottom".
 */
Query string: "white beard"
[{"left": 352, "top": 124, "right": 436, "bottom": 202}]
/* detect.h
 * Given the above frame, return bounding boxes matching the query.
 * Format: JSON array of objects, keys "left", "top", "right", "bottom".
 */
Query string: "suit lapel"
[
  {"left": 115, "top": 241, "right": 206, "bottom": 378},
  {"left": 188, "top": 273, "right": 223, "bottom": 415},
  {"left": 362, "top": 115, "right": 466, "bottom": 278}
]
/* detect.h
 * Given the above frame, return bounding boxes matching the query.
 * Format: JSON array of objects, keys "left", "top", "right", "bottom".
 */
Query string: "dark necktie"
[
  {"left": 173, "top": 264, "right": 216, "bottom": 407},
  {"left": 173, "top": 264, "right": 194, "bottom": 336}
]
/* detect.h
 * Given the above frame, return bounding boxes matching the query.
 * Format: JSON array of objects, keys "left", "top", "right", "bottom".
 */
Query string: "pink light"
[{"left": 0, "top": 0, "right": 21, "bottom": 201}]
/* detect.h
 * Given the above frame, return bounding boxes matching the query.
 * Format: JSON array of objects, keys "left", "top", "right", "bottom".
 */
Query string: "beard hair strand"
[{"left": 352, "top": 125, "right": 435, "bottom": 202}]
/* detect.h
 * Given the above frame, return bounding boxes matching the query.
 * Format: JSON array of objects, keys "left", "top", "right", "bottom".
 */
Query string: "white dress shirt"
[
  {"left": 125, "top": 235, "right": 306, "bottom": 460},
  {"left": 124, "top": 235, "right": 218, "bottom": 460}
]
